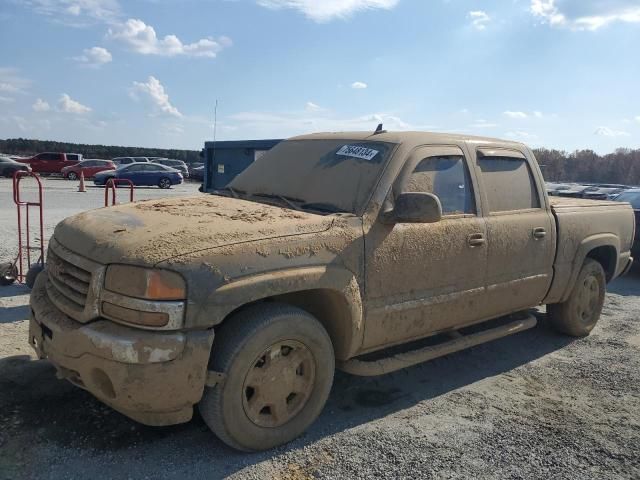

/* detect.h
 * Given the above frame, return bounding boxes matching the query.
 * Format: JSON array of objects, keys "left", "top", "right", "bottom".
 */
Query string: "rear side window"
[
  {"left": 478, "top": 155, "right": 540, "bottom": 212},
  {"left": 67, "top": 154, "right": 80, "bottom": 161},
  {"left": 405, "top": 155, "right": 475, "bottom": 215}
]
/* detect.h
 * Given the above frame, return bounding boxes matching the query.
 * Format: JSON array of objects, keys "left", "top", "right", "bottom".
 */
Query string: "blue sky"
[{"left": 1, "top": 0, "right": 639, "bottom": 153}]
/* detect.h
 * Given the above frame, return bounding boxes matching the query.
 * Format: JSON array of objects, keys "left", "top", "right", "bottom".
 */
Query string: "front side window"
[
  {"left": 478, "top": 156, "right": 540, "bottom": 213},
  {"left": 404, "top": 155, "right": 475, "bottom": 215}
]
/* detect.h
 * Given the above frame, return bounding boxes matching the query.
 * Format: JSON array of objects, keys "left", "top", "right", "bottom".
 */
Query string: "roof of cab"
[{"left": 289, "top": 130, "right": 527, "bottom": 149}]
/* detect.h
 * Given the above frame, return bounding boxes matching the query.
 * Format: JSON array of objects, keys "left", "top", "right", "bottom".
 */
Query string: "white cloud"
[
  {"left": 74, "top": 46, "right": 112, "bottom": 66},
  {"left": 227, "top": 110, "right": 434, "bottom": 138},
  {"left": 530, "top": 0, "right": 640, "bottom": 30},
  {"left": 351, "top": 81, "right": 368, "bottom": 89},
  {"left": 504, "top": 111, "right": 528, "bottom": 119},
  {"left": 108, "top": 19, "right": 231, "bottom": 58},
  {"left": 0, "top": 67, "right": 31, "bottom": 95},
  {"left": 635, "top": 116, "right": 640, "bottom": 123},
  {"left": 505, "top": 130, "right": 539, "bottom": 140},
  {"left": 131, "top": 76, "right": 182, "bottom": 117},
  {"left": 18, "top": 0, "right": 121, "bottom": 25},
  {"left": 32, "top": 98, "right": 51, "bottom": 111},
  {"left": 58, "top": 93, "right": 91, "bottom": 114},
  {"left": 534, "top": 111, "right": 543, "bottom": 118},
  {"left": 470, "top": 120, "right": 498, "bottom": 129},
  {"left": 256, "top": 0, "right": 399, "bottom": 22},
  {"left": 594, "top": 126, "right": 630, "bottom": 137},
  {"left": 305, "top": 101, "right": 322, "bottom": 112},
  {"left": 468, "top": 10, "right": 490, "bottom": 30}
]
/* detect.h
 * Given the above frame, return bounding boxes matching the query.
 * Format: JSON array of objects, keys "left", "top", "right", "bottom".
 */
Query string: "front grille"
[
  {"left": 46, "top": 248, "right": 92, "bottom": 312},
  {"left": 45, "top": 238, "right": 103, "bottom": 322}
]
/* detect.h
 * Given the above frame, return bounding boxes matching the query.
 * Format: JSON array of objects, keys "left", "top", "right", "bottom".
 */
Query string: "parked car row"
[{"left": 546, "top": 182, "right": 633, "bottom": 200}]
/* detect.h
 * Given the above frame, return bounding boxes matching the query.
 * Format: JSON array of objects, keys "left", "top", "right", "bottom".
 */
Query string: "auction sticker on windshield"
[{"left": 336, "top": 145, "right": 380, "bottom": 161}]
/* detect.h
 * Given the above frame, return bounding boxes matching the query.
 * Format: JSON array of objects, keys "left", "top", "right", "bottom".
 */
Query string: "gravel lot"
[{"left": 1, "top": 177, "right": 639, "bottom": 479}]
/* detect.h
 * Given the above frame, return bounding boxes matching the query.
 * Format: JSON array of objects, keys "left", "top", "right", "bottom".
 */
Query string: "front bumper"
[{"left": 29, "top": 272, "right": 215, "bottom": 426}]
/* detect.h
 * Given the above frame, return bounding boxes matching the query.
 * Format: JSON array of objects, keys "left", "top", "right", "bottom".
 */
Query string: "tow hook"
[{"left": 205, "top": 370, "right": 226, "bottom": 388}]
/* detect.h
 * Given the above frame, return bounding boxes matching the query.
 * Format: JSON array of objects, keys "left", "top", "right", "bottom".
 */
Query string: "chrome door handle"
[
  {"left": 468, "top": 233, "right": 486, "bottom": 247},
  {"left": 533, "top": 227, "right": 547, "bottom": 239}
]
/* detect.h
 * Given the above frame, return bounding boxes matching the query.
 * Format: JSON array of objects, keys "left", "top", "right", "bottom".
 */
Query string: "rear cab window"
[{"left": 476, "top": 148, "right": 540, "bottom": 213}]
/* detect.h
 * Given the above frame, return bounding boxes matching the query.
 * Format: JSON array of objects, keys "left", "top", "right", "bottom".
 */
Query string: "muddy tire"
[
  {"left": 26, "top": 264, "right": 44, "bottom": 289},
  {"left": 548, "top": 259, "right": 606, "bottom": 337},
  {"left": 158, "top": 177, "right": 171, "bottom": 189},
  {"left": 199, "top": 303, "right": 334, "bottom": 451},
  {"left": 0, "top": 262, "right": 18, "bottom": 286},
  {"left": 67, "top": 171, "right": 78, "bottom": 181}
]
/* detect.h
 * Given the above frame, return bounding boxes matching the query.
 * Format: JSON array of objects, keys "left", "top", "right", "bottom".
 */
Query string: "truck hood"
[{"left": 53, "top": 195, "right": 334, "bottom": 265}]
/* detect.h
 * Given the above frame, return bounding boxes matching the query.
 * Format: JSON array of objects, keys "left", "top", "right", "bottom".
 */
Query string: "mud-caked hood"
[{"left": 54, "top": 195, "right": 333, "bottom": 265}]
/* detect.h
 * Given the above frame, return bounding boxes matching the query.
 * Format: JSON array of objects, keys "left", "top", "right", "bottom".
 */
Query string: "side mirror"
[{"left": 390, "top": 192, "right": 442, "bottom": 224}]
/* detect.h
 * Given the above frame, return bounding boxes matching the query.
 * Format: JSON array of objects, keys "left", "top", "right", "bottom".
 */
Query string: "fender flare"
[
  {"left": 561, "top": 233, "right": 619, "bottom": 302},
  {"left": 194, "top": 265, "right": 364, "bottom": 360}
]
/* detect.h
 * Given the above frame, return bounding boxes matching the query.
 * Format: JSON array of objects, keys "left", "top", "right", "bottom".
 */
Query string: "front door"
[{"left": 362, "top": 145, "right": 488, "bottom": 352}]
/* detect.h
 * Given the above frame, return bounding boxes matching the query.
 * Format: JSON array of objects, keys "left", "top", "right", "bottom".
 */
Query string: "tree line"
[
  {"left": 533, "top": 148, "right": 640, "bottom": 186},
  {"left": 0, "top": 138, "right": 202, "bottom": 164}
]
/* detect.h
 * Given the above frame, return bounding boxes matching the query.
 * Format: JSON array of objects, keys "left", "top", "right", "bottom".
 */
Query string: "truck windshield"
[{"left": 228, "top": 139, "right": 395, "bottom": 214}]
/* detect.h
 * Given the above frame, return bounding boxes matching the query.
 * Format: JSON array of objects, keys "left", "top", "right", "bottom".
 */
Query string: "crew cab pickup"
[
  {"left": 29, "top": 131, "right": 635, "bottom": 451},
  {"left": 21, "top": 152, "right": 82, "bottom": 173}
]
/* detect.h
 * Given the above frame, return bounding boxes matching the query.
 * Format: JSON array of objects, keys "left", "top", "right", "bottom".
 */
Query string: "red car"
[
  {"left": 61, "top": 159, "right": 116, "bottom": 180},
  {"left": 21, "top": 152, "right": 82, "bottom": 174}
]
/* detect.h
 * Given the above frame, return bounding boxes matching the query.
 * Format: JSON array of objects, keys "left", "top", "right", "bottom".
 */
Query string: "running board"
[{"left": 338, "top": 313, "right": 537, "bottom": 377}]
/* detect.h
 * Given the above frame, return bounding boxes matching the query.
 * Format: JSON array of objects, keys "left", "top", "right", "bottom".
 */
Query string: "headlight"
[{"left": 105, "top": 265, "right": 186, "bottom": 300}]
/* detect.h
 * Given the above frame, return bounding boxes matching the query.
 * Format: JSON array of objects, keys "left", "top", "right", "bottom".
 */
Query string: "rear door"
[
  {"left": 471, "top": 146, "right": 555, "bottom": 316},
  {"left": 118, "top": 164, "right": 144, "bottom": 184},
  {"left": 43, "top": 153, "right": 62, "bottom": 173}
]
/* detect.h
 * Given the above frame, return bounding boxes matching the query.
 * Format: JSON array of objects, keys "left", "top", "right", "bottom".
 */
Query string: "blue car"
[{"left": 94, "top": 162, "right": 183, "bottom": 189}]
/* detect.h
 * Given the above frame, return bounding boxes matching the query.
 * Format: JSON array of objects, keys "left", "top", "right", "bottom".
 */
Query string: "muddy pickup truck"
[{"left": 29, "top": 131, "right": 635, "bottom": 451}]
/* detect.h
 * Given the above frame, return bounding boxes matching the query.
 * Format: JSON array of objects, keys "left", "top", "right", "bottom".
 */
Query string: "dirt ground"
[
  {"left": 1, "top": 272, "right": 639, "bottom": 479},
  {"left": 1, "top": 178, "right": 639, "bottom": 479}
]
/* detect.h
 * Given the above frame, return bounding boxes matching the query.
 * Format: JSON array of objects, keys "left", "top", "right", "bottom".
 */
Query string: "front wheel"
[
  {"left": 67, "top": 171, "right": 78, "bottom": 181},
  {"left": 158, "top": 177, "right": 172, "bottom": 189},
  {"left": 199, "top": 303, "right": 335, "bottom": 451},
  {"left": 548, "top": 259, "right": 606, "bottom": 337}
]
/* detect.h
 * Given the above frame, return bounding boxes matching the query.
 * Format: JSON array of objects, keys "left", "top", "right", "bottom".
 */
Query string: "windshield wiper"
[
  {"left": 252, "top": 193, "right": 303, "bottom": 211},
  {"left": 299, "top": 202, "right": 346, "bottom": 214}
]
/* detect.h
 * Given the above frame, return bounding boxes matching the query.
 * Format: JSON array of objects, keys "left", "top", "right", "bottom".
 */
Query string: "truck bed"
[{"left": 544, "top": 196, "right": 635, "bottom": 304}]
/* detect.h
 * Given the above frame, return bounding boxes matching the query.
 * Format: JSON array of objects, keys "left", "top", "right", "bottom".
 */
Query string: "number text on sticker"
[{"left": 336, "top": 145, "right": 379, "bottom": 161}]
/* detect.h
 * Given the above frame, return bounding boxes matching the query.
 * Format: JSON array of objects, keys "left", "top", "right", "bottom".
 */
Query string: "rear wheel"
[
  {"left": 548, "top": 259, "right": 606, "bottom": 337},
  {"left": 0, "top": 262, "right": 18, "bottom": 286},
  {"left": 199, "top": 303, "right": 335, "bottom": 451},
  {"left": 67, "top": 171, "right": 78, "bottom": 181},
  {"left": 158, "top": 177, "right": 172, "bottom": 189}
]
